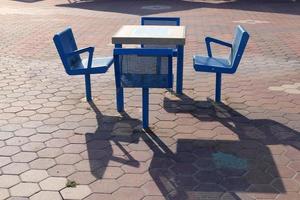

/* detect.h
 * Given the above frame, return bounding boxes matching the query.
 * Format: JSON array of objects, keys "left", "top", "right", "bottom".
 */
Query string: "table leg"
[
  {"left": 176, "top": 45, "right": 184, "bottom": 94},
  {"left": 142, "top": 88, "right": 149, "bottom": 129},
  {"left": 114, "top": 44, "right": 124, "bottom": 112}
]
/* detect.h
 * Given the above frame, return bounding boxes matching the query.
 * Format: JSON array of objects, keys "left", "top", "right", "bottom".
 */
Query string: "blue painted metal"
[
  {"left": 176, "top": 45, "right": 184, "bottom": 94},
  {"left": 141, "top": 17, "right": 184, "bottom": 94},
  {"left": 216, "top": 72, "right": 222, "bottom": 102},
  {"left": 114, "top": 48, "right": 173, "bottom": 128},
  {"left": 142, "top": 88, "right": 149, "bottom": 128},
  {"left": 53, "top": 27, "right": 113, "bottom": 101},
  {"left": 114, "top": 44, "right": 124, "bottom": 112},
  {"left": 141, "top": 17, "right": 180, "bottom": 26},
  {"left": 193, "top": 25, "right": 250, "bottom": 102}
]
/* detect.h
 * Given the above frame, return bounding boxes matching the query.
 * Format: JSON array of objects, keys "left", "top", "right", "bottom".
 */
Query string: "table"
[{"left": 112, "top": 25, "right": 186, "bottom": 112}]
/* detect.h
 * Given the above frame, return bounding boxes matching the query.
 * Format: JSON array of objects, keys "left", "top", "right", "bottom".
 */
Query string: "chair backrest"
[
  {"left": 141, "top": 17, "right": 180, "bottom": 26},
  {"left": 141, "top": 17, "right": 180, "bottom": 49},
  {"left": 230, "top": 25, "right": 250, "bottom": 72},
  {"left": 53, "top": 28, "right": 81, "bottom": 74},
  {"left": 114, "top": 48, "right": 173, "bottom": 88}
]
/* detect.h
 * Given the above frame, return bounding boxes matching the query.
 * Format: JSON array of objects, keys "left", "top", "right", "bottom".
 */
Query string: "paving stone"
[
  {"left": 30, "top": 191, "right": 62, "bottom": 200},
  {"left": 0, "top": 131, "right": 14, "bottom": 140},
  {"left": 112, "top": 187, "right": 145, "bottom": 200},
  {"left": 29, "top": 134, "right": 52, "bottom": 142},
  {"left": 6, "top": 137, "right": 29, "bottom": 146},
  {"left": 272, "top": 178, "right": 299, "bottom": 192},
  {"left": 45, "top": 138, "right": 68, "bottom": 148},
  {"left": 47, "top": 165, "right": 75, "bottom": 177},
  {"left": 38, "top": 148, "right": 63, "bottom": 158},
  {"left": 276, "top": 192, "right": 300, "bottom": 200},
  {"left": 20, "top": 169, "right": 49, "bottom": 182},
  {"left": 52, "top": 130, "right": 73, "bottom": 138},
  {"left": 0, "top": 146, "right": 20, "bottom": 156},
  {"left": 268, "top": 165, "right": 295, "bottom": 178},
  {"left": 14, "top": 128, "right": 36, "bottom": 137},
  {"left": 141, "top": 181, "right": 163, "bottom": 196},
  {"left": 23, "top": 121, "right": 43, "bottom": 128},
  {"left": 129, "top": 151, "right": 153, "bottom": 162},
  {"left": 0, "top": 188, "right": 9, "bottom": 199},
  {"left": 60, "top": 185, "right": 91, "bottom": 199},
  {"left": 39, "top": 177, "right": 67, "bottom": 191},
  {"left": 21, "top": 142, "right": 45, "bottom": 152},
  {"left": 143, "top": 197, "right": 165, "bottom": 200},
  {"left": 12, "top": 152, "right": 37, "bottom": 162},
  {"left": 30, "top": 158, "right": 56, "bottom": 169},
  {"left": 84, "top": 193, "right": 113, "bottom": 200},
  {"left": 90, "top": 179, "right": 120, "bottom": 193},
  {"left": 247, "top": 184, "right": 278, "bottom": 199},
  {"left": 7, "top": 197, "right": 29, "bottom": 200},
  {"left": 0, "top": 156, "right": 12, "bottom": 167},
  {"left": 117, "top": 173, "right": 150, "bottom": 187},
  {"left": 0, "top": 175, "right": 20, "bottom": 188},
  {"left": 0, "top": 1, "right": 300, "bottom": 200},
  {"left": 95, "top": 167, "right": 124, "bottom": 179},
  {"left": 121, "top": 162, "right": 150, "bottom": 174},
  {"left": 2, "top": 162, "right": 29, "bottom": 174},
  {"left": 55, "top": 154, "right": 82, "bottom": 164},
  {"left": 63, "top": 144, "right": 86, "bottom": 153},
  {"left": 10, "top": 183, "right": 40, "bottom": 197},
  {"left": 67, "top": 171, "right": 96, "bottom": 185},
  {"left": 37, "top": 125, "right": 59, "bottom": 134}
]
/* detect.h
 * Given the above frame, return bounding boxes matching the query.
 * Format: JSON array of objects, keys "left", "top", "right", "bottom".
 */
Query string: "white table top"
[{"left": 112, "top": 25, "right": 186, "bottom": 45}]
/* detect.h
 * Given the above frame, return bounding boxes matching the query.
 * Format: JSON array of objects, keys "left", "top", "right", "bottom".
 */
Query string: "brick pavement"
[{"left": 0, "top": 0, "right": 300, "bottom": 199}]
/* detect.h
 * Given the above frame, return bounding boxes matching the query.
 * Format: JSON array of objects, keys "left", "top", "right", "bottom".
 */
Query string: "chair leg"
[
  {"left": 142, "top": 88, "right": 149, "bottom": 129},
  {"left": 215, "top": 73, "right": 222, "bottom": 103},
  {"left": 116, "top": 87, "right": 124, "bottom": 112},
  {"left": 85, "top": 74, "right": 92, "bottom": 102}
]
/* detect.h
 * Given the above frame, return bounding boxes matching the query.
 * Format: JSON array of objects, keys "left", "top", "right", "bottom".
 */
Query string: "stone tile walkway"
[{"left": 0, "top": 0, "right": 300, "bottom": 199}]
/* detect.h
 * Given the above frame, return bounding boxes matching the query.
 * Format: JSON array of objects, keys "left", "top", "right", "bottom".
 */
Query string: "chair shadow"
[
  {"left": 55, "top": 0, "right": 300, "bottom": 16},
  {"left": 163, "top": 94, "right": 300, "bottom": 146},
  {"left": 84, "top": 95, "right": 299, "bottom": 198},
  {"left": 137, "top": 93, "right": 300, "bottom": 199},
  {"left": 85, "top": 101, "right": 142, "bottom": 179}
]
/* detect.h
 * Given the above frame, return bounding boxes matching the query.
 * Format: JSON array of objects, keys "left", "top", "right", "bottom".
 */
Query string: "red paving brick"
[{"left": 0, "top": 0, "right": 299, "bottom": 199}]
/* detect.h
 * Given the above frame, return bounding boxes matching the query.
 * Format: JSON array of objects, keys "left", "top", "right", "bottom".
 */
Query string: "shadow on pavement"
[
  {"left": 85, "top": 101, "right": 141, "bottom": 179},
  {"left": 138, "top": 93, "right": 300, "bottom": 199},
  {"left": 55, "top": 0, "right": 300, "bottom": 16},
  {"left": 85, "top": 93, "right": 300, "bottom": 198}
]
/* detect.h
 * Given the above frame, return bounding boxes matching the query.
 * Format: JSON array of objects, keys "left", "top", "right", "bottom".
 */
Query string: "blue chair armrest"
[
  {"left": 68, "top": 47, "right": 95, "bottom": 68},
  {"left": 205, "top": 37, "right": 232, "bottom": 57}
]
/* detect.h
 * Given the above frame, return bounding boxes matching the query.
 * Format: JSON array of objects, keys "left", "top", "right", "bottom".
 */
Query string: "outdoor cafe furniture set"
[{"left": 53, "top": 17, "right": 250, "bottom": 129}]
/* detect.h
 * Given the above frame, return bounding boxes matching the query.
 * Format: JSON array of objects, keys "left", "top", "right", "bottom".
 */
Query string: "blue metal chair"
[
  {"left": 141, "top": 17, "right": 180, "bottom": 57},
  {"left": 193, "top": 25, "right": 250, "bottom": 102},
  {"left": 113, "top": 48, "right": 173, "bottom": 129},
  {"left": 53, "top": 27, "right": 113, "bottom": 101}
]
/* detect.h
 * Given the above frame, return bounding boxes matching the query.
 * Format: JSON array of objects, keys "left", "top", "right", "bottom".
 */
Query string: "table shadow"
[{"left": 85, "top": 101, "right": 142, "bottom": 179}]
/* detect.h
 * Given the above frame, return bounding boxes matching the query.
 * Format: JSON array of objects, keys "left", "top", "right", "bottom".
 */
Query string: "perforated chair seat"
[{"left": 193, "top": 55, "right": 232, "bottom": 73}]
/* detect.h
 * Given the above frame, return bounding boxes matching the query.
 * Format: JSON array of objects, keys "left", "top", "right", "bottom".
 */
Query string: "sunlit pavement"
[{"left": 0, "top": 0, "right": 300, "bottom": 199}]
